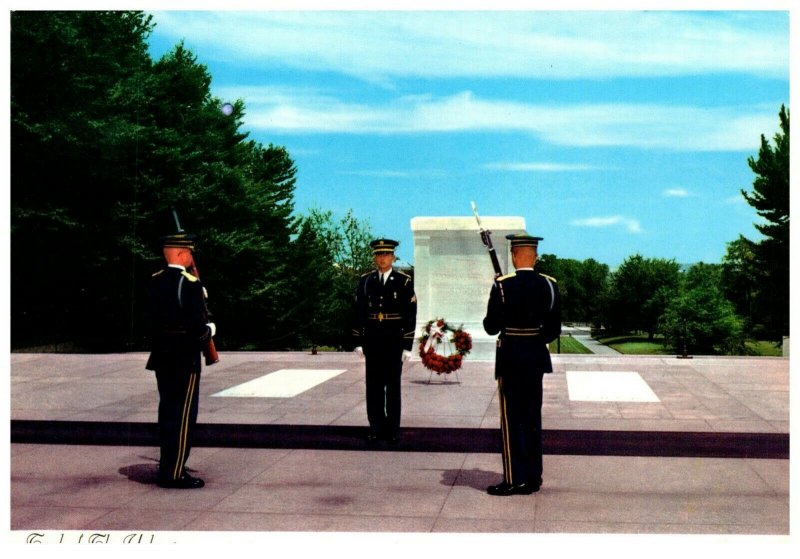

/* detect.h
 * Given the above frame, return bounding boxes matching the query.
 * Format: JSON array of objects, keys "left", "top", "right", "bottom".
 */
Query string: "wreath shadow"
[{"left": 410, "top": 378, "right": 461, "bottom": 385}]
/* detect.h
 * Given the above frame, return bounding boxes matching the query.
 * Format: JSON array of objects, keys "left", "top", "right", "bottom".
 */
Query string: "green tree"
[
  {"left": 660, "top": 263, "right": 744, "bottom": 355},
  {"left": 575, "top": 258, "right": 609, "bottom": 327},
  {"left": 740, "top": 105, "right": 790, "bottom": 339},
  {"left": 603, "top": 254, "right": 681, "bottom": 340},
  {"left": 291, "top": 209, "right": 375, "bottom": 350},
  {"left": 720, "top": 236, "right": 759, "bottom": 330},
  {"left": 11, "top": 11, "right": 157, "bottom": 349},
  {"left": 207, "top": 143, "right": 299, "bottom": 349},
  {"left": 11, "top": 11, "right": 300, "bottom": 351},
  {"left": 536, "top": 255, "right": 609, "bottom": 325}
]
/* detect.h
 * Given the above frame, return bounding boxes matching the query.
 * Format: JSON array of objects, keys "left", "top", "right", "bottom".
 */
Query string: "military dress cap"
[
  {"left": 506, "top": 233, "right": 543, "bottom": 248},
  {"left": 161, "top": 232, "right": 197, "bottom": 250},
  {"left": 370, "top": 238, "right": 399, "bottom": 254}
]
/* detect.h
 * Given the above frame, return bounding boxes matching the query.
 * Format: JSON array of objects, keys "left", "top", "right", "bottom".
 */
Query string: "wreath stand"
[
  {"left": 418, "top": 319, "right": 471, "bottom": 385},
  {"left": 424, "top": 336, "right": 462, "bottom": 385},
  {"left": 426, "top": 368, "right": 461, "bottom": 385}
]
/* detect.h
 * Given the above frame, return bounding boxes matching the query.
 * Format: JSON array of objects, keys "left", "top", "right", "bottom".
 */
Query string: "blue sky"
[{"left": 145, "top": 8, "right": 790, "bottom": 268}]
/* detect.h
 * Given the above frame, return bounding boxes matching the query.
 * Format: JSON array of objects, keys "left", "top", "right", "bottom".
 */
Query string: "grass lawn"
[
  {"left": 595, "top": 333, "right": 784, "bottom": 356},
  {"left": 554, "top": 336, "right": 592, "bottom": 354},
  {"left": 595, "top": 334, "right": 672, "bottom": 355},
  {"left": 745, "top": 340, "right": 783, "bottom": 357}
]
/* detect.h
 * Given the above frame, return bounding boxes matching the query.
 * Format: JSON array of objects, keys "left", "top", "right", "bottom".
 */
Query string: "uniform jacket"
[
  {"left": 483, "top": 270, "right": 561, "bottom": 378},
  {"left": 352, "top": 268, "right": 417, "bottom": 352},
  {"left": 146, "top": 266, "right": 212, "bottom": 373}
]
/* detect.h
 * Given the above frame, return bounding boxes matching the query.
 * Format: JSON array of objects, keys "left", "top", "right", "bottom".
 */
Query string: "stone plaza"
[{"left": 10, "top": 350, "right": 790, "bottom": 542}]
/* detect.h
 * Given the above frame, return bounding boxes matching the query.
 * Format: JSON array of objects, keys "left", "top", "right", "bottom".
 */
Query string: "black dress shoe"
[
  {"left": 512, "top": 482, "right": 540, "bottom": 495},
  {"left": 487, "top": 482, "right": 515, "bottom": 496},
  {"left": 157, "top": 473, "right": 205, "bottom": 489},
  {"left": 487, "top": 481, "right": 540, "bottom": 496}
]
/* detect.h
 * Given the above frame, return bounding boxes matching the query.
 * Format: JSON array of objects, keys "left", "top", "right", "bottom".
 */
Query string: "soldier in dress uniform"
[
  {"left": 483, "top": 233, "right": 561, "bottom": 495},
  {"left": 145, "top": 232, "right": 216, "bottom": 489},
  {"left": 352, "top": 239, "right": 417, "bottom": 444}
]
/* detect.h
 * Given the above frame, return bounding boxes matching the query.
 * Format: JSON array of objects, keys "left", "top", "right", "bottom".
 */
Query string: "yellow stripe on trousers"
[
  {"left": 498, "top": 378, "right": 513, "bottom": 484},
  {"left": 172, "top": 373, "right": 197, "bottom": 480}
]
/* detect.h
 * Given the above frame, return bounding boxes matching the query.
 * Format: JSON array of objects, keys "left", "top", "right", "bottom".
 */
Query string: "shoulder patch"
[
  {"left": 540, "top": 273, "right": 557, "bottom": 283},
  {"left": 496, "top": 273, "right": 516, "bottom": 282},
  {"left": 181, "top": 271, "right": 199, "bottom": 282},
  {"left": 395, "top": 270, "right": 411, "bottom": 279}
]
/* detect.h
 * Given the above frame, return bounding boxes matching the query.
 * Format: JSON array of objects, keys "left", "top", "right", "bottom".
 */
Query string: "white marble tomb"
[{"left": 410, "top": 216, "right": 526, "bottom": 360}]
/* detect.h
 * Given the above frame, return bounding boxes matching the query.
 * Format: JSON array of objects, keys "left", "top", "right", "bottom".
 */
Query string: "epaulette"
[
  {"left": 361, "top": 271, "right": 374, "bottom": 278},
  {"left": 151, "top": 270, "right": 164, "bottom": 277},
  {"left": 181, "top": 270, "right": 199, "bottom": 282},
  {"left": 396, "top": 270, "right": 413, "bottom": 286},
  {"left": 540, "top": 273, "right": 557, "bottom": 283},
  {"left": 496, "top": 273, "right": 515, "bottom": 282}
]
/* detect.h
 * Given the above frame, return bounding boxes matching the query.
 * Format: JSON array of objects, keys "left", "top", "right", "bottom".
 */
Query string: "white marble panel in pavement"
[
  {"left": 211, "top": 369, "right": 346, "bottom": 398},
  {"left": 566, "top": 370, "right": 660, "bottom": 402}
]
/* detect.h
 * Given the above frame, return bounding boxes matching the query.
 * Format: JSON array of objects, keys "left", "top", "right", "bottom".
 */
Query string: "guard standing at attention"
[
  {"left": 352, "top": 239, "right": 417, "bottom": 444},
  {"left": 146, "top": 232, "right": 216, "bottom": 489},
  {"left": 483, "top": 233, "right": 561, "bottom": 495}
]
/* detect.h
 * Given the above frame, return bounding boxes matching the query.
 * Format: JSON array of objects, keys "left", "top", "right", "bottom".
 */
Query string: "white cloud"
[
  {"left": 571, "top": 216, "right": 643, "bottom": 233},
  {"left": 340, "top": 169, "right": 446, "bottom": 179},
  {"left": 483, "top": 162, "right": 598, "bottom": 172},
  {"left": 221, "top": 86, "right": 778, "bottom": 152},
  {"left": 663, "top": 188, "right": 691, "bottom": 198},
  {"left": 725, "top": 194, "right": 747, "bottom": 205},
  {"left": 152, "top": 11, "right": 788, "bottom": 81}
]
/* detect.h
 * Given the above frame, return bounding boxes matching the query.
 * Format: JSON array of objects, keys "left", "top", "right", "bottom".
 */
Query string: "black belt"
[
  {"left": 367, "top": 313, "right": 402, "bottom": 322},
  {"left": 504, "top": 327, "right": 540, "bottom": 337}
]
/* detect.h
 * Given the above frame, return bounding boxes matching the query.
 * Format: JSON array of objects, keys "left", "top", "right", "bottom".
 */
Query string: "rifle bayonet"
[{"left": 471, "top": 201, "right": 503, "bottom": 277}]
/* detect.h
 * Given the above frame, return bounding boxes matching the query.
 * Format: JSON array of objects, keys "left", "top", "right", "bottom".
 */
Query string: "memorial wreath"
[{"left": 418, "top": 318, "right": 473, "bottom": 374}]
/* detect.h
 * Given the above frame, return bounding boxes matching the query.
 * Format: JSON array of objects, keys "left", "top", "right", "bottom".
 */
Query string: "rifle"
[
  {"left": 172, "top": 209, "right": 220, "bottom": 366},
  {"left": 471, "top": 201, "right": 503, "bottom": 277}
]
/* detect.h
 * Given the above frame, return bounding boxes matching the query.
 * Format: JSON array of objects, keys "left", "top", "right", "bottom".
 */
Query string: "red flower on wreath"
[{"left": 418, "top": 318, "right": 472, "bottom": 374}]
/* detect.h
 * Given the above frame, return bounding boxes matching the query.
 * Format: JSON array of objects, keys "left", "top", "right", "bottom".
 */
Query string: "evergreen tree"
[
  {"left": 11, "top": 11, "right": 300, "bottom": 350},
  {"left": 740, "top": 105, "right": 790, "bottom": 339},
  {"left": 11, "top": 11, "right": 156, "bottom": 349}
]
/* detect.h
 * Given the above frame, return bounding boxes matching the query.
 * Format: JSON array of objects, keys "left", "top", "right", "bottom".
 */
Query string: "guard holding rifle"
[
  {"left": 482, "top": 233, "right": 561, "bottom": 496},
  {"left": 146, "top": 230, "right": 217, "bottom": 489},
  {"left": 352, "top": 239, "right": 417, "bottom": 444}
]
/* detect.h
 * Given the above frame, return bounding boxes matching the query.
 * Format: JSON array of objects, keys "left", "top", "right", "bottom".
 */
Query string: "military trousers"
[
  {"left": 364, "top": 342, "right": 403, "bottom": 438},
  {"left": 497, "top": 372, "right": 544, "bottom": 486},
  {"left": 155, "top": 369, "right": 200, "bottom": 481}
]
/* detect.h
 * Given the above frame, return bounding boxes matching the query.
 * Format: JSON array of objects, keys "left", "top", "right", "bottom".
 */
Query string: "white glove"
[
  {"left": 207, "top": 322, "right": 216, "bottom": 337},
  {"left": 354, "top": 346, "right": 364, "bottom": 358},
  {"left": 402, "top": 350, "right": 412, "bottom": 362}
]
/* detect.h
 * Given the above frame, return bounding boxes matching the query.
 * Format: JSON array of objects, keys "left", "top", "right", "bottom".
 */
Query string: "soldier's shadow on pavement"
[
  {"left": 119, "top": 462, "right": 160, "bottom": 485},
  {"left": 440, "top": 468, "right": 499, "bottom": 491},
  {"left": 120, "top": 457, "right": 204, "bottom": 484}
]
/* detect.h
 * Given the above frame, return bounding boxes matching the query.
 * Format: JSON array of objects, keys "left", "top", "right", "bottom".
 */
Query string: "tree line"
[
  {"left": 537, "top": 103, "right": 789, "bottom": 355},
  {"left": 11, "top": 11, "right": 373, "bottom": 352},
  {"left": 10, "top": 12, "right": 789, "bottom": 356}
]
